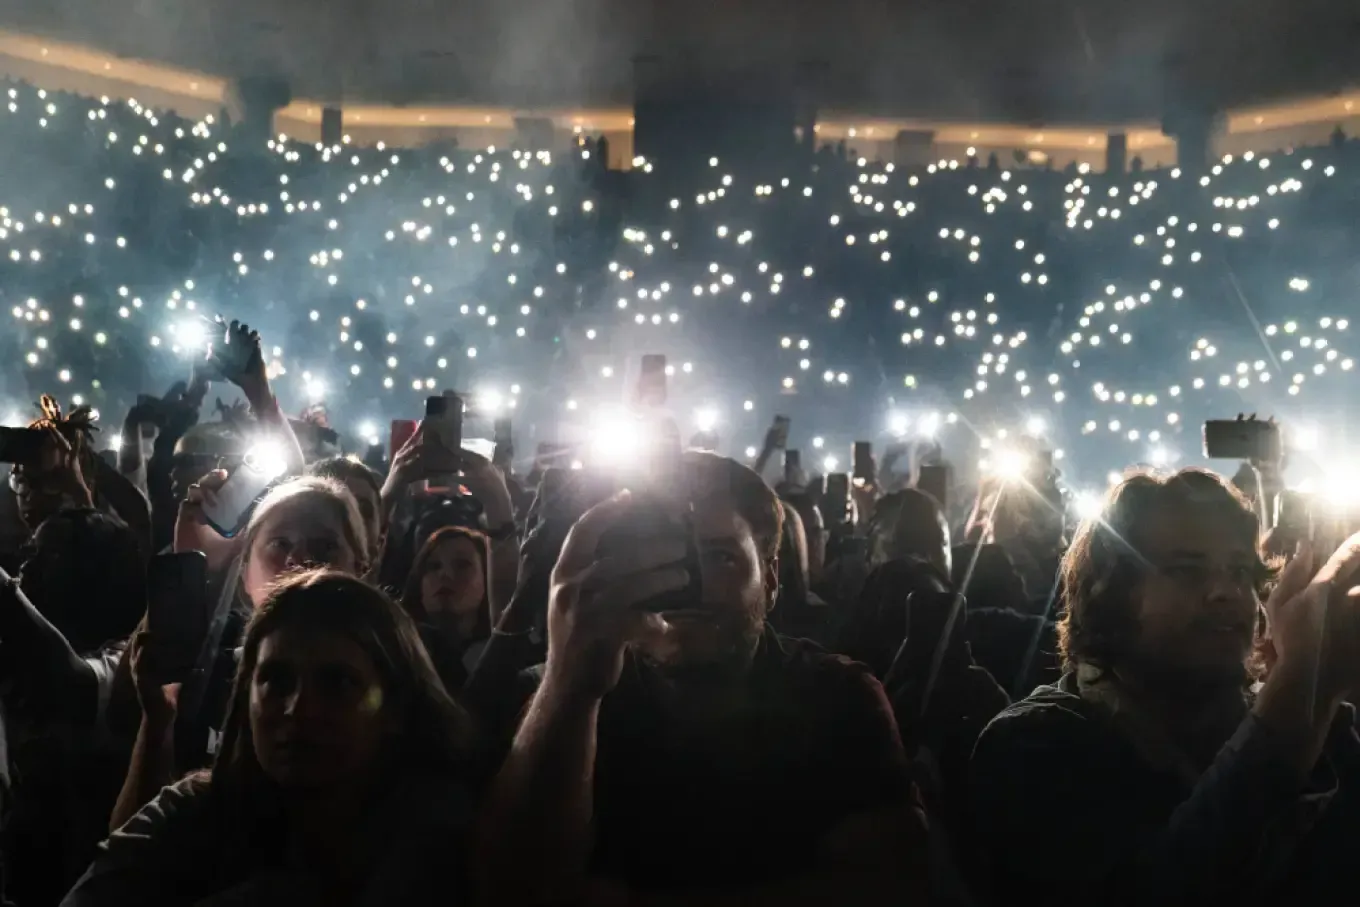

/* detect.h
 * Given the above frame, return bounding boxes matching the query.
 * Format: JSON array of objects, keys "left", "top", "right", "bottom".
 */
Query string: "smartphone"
[
  {"left": 202, "top": 445, "right": 289, "bottom": 537},
  {"left": 637, "top": 354, "right": 668, "bottom": 408},
  {"left": 422, "top": 394, "right": 463, "bottom": 478},
  {"left": 853, "top": 441, "right": 875, "bottom": 488},
  {"left": 1203, "top": 419, "right": 1281, "bottom": 462},
  {"left": 596, "top": 495, "right": 702, "bottom": 613},
  {"left": 0, "top": 427, "right": 48, "bottom": 465},
  {"left": 145, "top": 552, "right": 211, "bottom": 683},
  {"left": 783, "top": 449, "right": 801, "bottom": 486},
  {"left": 1275, "top": 490, "right": 1312, "bottom": 539},
  {"left": 825, "top": 473, "right": 851, "bottom": 526},
  {"left": 390, "top": 419, "right": 418, "bottom": 464},
  {"left": 771, "top": 415, "right": 791, "bottom": 449},
  {"left": 918, "top": 464, "right": 950, "bottom": 511},
  {"left": 494, "top": 418, "right": 513, "bottom": 447}
]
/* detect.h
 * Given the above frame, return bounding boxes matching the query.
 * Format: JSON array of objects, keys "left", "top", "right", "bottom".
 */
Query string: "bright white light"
[
  {"left": 1149, "top": 447, "right": 1171, "bottom": 467},
  {"left": 1073, "top": 491, "right": 1104, "bottom": 521},
  {"left": 822, "top": 455, "right": 839, "bottom": 472},
  {"left": 1321, "top": 460, "right": 1360, "bottom": 511},
  {"left": 694, "top": 407, "right": 718, "bottom": 432},
  {"left": 478, "top": 389, "right": 504, "bottom": 414},
  {"left": 993, "top": 447, "right": 1029, "bottom": 479},
  {"left": 244, "top": 441, "right": 289, "bottom": 481},
  {"left": 175, "top": 319, "right": 208, "bottom": 353},
  {"left": 1025, "top": 416, "right": 1046, "bottom": 437},
  {"left": 918, "top": 412, "right": 942, "bottom": 438},
  {"left": 589, "top": 408, "right": 645, "bottom": 466},
  {"left": 812, "top": 436, "right": 825, "bottom": 449},
  {"left": 1292, "top": 424, "right": 1319, "bottom": 452},
  {"left": 304, "top": 378, "right": 326, "bottom": 401},
  {"left": 889, "top": 412, "right": 909, "bottom": 436}
]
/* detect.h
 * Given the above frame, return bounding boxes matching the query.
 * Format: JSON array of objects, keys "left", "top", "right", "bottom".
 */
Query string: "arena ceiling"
[{"left": 0, "top": 0, "right": 1356, "bottom": 123}]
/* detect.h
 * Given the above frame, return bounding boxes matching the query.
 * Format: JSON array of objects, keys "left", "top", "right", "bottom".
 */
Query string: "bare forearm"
[
  {"left": 478, "top": 679, "right": 600, "bottom": 906},
  {"left": 243, "top": 383, "right": 305, "bottom": 474},
  {"left": 110, "top": 716, "right": 176, "bottom": 831}
]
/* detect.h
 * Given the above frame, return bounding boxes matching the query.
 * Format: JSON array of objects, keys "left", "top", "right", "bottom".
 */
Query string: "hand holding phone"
[{"left": 200, "top": 444, "right": 289, "bottom": 537}]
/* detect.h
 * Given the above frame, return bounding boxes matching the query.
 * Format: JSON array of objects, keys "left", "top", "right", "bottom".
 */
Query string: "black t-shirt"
[{"left": 519, "top": 631, "right": 915, "bottom": 892}]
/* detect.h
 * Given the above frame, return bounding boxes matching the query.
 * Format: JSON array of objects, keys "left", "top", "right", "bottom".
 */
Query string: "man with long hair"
[{"left": 970, "top": 468, "right": 1360, "bottom": 905}]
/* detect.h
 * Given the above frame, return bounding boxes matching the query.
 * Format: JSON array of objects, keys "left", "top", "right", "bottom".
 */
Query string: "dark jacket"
[{"left": 970, "top": 672, "right": 1360, "bottom": 907}]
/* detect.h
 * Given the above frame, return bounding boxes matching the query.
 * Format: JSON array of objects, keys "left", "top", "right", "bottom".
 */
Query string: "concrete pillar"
[
  {"left": 229, "top": 76, "right": 291, "bottom": 147},
  {"left": 321, "top": 107, "right": 343, "bottom": 146},
  {"left": 1105, "top": 132, "right": 1127, "bottom": 175}
]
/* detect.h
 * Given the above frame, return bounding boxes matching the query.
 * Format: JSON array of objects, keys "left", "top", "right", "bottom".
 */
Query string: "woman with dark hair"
[
  {"left": 111, "top": 476, "right": 371, "bottom": 830},
  {"left": 63, "top": 570, "right": 479, "bottom": 907},
  {"left": 402, "top": 526, "right": 492, "bottom": 692}
]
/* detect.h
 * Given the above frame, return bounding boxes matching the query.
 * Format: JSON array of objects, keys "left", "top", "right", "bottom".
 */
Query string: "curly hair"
[{"left": 1057, "top": 468, "right": 1272, "bottom": 671}]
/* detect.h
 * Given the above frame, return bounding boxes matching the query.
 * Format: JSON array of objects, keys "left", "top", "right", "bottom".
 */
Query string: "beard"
[{"left": 636, "top": 605, "right": 765, "bottom": 683}]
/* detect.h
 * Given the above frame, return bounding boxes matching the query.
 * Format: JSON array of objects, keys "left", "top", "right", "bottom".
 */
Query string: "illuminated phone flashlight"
[
  {"left": 243, "top": 441, "right": 289, "bottom": 482},
  {"left": 992, "top": 447, "right": 1030, "bottom": 480}
]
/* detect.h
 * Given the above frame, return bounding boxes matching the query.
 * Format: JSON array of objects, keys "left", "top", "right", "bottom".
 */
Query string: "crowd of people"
[{"left": 0, "top": 74, "right": 1357, "bottom": 906}]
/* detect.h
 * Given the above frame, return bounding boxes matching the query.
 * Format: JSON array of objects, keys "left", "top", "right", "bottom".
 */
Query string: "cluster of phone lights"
[{"left": 0, "top": 79, "right": 1353, "bottom": 495}]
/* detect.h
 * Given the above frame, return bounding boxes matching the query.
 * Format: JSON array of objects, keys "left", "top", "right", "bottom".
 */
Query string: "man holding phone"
[{"left": 481, "top": 452, "right": 929, "bottom": 906}]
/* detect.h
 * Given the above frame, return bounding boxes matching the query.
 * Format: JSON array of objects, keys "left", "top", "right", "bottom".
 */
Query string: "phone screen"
[
  {"left": 772, "top": 416, "right": 791, "bottom": 449},
  {"left": 146, "top": 552, "right": 210, "bottom": 683}
]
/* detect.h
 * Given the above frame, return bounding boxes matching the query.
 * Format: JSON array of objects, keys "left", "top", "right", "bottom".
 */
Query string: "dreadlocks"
[{"left": 27, "top": 394, "right": 99, "bottom": 480}]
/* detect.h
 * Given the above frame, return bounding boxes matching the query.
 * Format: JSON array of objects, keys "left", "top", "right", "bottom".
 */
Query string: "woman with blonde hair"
[{"left": 111, "top": 475, "right": 371, "bottom": 829}]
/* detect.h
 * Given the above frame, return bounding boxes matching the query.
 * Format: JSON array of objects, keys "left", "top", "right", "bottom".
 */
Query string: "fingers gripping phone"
[
  {"left": 202, "top": 445, "right": 289, "bottom": 537},
  {"left": 146, "top": 552, "right": 211, "bottom": 684}
]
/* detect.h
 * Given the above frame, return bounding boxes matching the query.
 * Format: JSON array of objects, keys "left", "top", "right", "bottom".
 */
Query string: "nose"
[{"left": 281, "top": 680, "right": 319, "bottom": 720}]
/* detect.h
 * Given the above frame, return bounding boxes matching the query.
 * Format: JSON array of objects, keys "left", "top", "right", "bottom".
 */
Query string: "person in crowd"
[
  {"left": 111, "top": 475, "right": 370, "bottom": 829},
  {"left": 782, "top": 489, "right": 828, "bottom": 590},
  {"left": 767, "top": 501, "right": 836, "bottom": 644},
  {"left": 11, "top": 397, "right": 152, "bottom": 553},
  {"left": 869, "top": 488, "right": 952, "bottom": 576},
  {"left": 401, "top": 526, "right": 493, "bottom": 693},
  {"left": 63, "top": 570, "right": 479, "bottom": 907},
  {"left": 952, "top": 541, "right": 1062, "bottom": 695},
  {"left": 971, "top": 468, "right": 1360, "bottom": 905},
  {"left": 479, "top": 452, "right": 929, "bottom": 905},
  {"left": 379, "top": 424, "right": 519, "bottom": 619},
  {"left": 0, "top": 510, "right": 148, "bottom": 907},
  {"left": 308, "top": 456, "right": 385, "bottom": 570},
  {"left": 839, "top": 489, "right": 956, "bottom": 676}
]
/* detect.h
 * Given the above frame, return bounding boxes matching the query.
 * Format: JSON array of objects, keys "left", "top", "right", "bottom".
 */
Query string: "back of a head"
[
  {"left": 1058, "top": 467, "right": 1262, "bottom": 670},
  {"left": 216, "top": 569, "right": 477, "bottom": 796},
  {"left": 872, "top": 488, "right": 949, "bottom": 569},
  {"left": 28, "top": 508, "right": 146, "bottom": 651}
]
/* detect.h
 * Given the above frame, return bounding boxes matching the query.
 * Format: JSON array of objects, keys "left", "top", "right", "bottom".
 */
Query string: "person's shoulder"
[
  {"left": 770, "top": 633, "right": 876, "bottom": 684},
  {"left": 974, "top": 680, "right": 1111, "bottom": 761}
]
